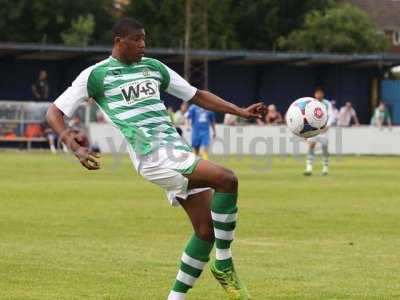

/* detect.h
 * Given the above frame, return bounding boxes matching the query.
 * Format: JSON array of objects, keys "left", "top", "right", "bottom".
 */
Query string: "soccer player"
[
  {"left": 187, "top": 104, "right": 216, "bottom": 160},
  {"left": 46, "top": 18, "right": 265, "bottom": 300},
  {"left": 304, "top": 87, "right": 335, "bottom": 176}
]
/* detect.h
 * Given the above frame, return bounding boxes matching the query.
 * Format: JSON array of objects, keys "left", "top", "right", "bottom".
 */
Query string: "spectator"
[
  {"left": 224, "top": 113, "right": 238, "bottom": 126},
  {"left": 44, "top": 122, "right": 68, "bottom": 153},
  {"left": 44, "top": 126, "right": 58, "bottom": 153},
  {"left": 166, "top": 105, "right": 184, "bottom": 136},
  {"left": 255, "top": 118, "right": 265, "bottom": 125},
  {"left": 2, "top": 123, "right": 17, "bottom": 140},
  {"left": 174, "top": 102, "right": 189, "bottom": 135},
  {"left": 24, "top": 123, "right": 43, "bottom": 138},
  {"left": 338, "top": 101, "right": 360, "bottom": 127},
  {"left": 265, "top": 104, "right": 283, "bottom": 125},
  {"left": 167, "top": 106, "right": 175, "bottom": 123},
  {"left": 237, "top": 115, "right": 249, "bottom": 125},
  {"left": 371, "top": 102, "right": 392, "bottom": 128},
  {"left": 32, "top": 70, "right": 49, "bottom": 102},
  {"left": 330, "top": 100, "right": 339, "bottom": 126}
]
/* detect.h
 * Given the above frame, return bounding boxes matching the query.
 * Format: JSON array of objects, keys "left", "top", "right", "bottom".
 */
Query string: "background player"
[
  {"left": 46, "top": 18, "right": 265, "bottom": 300},
  {"left": 304, "top": 87, "right": 335, "bottom": 176},
  {"left": 187, "top": 104, "right": 216, "bottom": 160}
]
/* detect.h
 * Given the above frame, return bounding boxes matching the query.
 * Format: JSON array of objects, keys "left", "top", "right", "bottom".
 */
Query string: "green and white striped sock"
[
  {"left": 211, "top": 192, "right": 238, "bottom": 271},
  {"left": 168, "top": 234, "right": 213, "bottom": 300}
]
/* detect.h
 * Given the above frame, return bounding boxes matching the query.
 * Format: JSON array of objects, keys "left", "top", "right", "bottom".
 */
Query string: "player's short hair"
[
  {"left": 314, "top": 86, "right": 324, "bottom": 93},
  {"left": 112, "top": 18, "right": 144, "bottom": 41}
]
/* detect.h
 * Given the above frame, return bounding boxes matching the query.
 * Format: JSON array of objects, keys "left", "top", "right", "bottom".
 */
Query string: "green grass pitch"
[{"left": 1, "top": 152, "right": 400, "bottom": 300}]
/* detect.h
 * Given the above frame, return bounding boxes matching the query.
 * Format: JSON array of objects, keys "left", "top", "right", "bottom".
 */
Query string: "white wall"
[{"left": 89, "top": 123, "right": 400, "bottom": 155}]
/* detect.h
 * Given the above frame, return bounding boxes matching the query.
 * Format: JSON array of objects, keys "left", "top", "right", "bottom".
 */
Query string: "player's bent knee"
[
  {"left": 230, "top": 172, "right": 239, "bottom": 191},
  {"left": 195, "top": 224, "right": 214, "bottom": 242},
  {"left": 218, "top": 169, "right": 238, "bottom": 193}
]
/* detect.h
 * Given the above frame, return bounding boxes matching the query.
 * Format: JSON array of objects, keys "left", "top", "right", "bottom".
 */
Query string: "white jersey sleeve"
[
  {"left": 163, "top": 64, "right": 197, "bottom": 102},
  {"left": 54, "top": 66, "right": 94, "bottom": 117}
]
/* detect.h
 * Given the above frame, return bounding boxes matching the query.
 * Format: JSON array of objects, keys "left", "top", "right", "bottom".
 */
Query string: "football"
[{"left": 286, "top": 97, "right": 328, "bottom": 138}]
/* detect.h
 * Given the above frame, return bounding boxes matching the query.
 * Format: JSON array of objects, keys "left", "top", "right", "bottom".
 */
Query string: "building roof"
[
  {"left": 343, "top": 0, "right": 400, "bottom": 31},
  {"left": 1, "top": 42, "right": 400, "bottom": 68}
]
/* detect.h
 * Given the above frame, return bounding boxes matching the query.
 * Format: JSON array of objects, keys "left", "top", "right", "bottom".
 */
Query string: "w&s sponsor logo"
[{"left": 120, "top": 79, "right": 159, "bottom": 104}]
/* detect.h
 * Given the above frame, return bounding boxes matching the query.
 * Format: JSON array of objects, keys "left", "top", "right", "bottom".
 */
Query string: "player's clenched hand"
[
  {"left": 73, "top": 131, "right": 89, "bottom": 147},
  {"left": 240, "top": 102, "right": 267, "bottom": 119},
  {"left": 74, "top": 147, "right": 101, "bottom": 170}
]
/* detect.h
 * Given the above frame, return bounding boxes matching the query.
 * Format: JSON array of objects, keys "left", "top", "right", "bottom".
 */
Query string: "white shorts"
[
  {"left": 128, "top": 145, "right": 210, "bottom": 206},
  {"left": 307, "top": 132, "right": 329, "bottom": 146}
]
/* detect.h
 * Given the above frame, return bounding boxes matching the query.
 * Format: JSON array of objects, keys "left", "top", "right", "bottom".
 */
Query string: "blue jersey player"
[{"left": 187, "top": 104, "right": 216, "bottom": 160}]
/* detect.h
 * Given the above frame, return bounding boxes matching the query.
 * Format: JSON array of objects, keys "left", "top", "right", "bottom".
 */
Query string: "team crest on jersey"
[
  {"left": 111, "top": 69, "right": 122, "bottom": 76},
  {"left": 142, "top": 68, "right": 150, "bottom": 77},
  {"left": 120, "top": 79, "right": 159, "bottom": 104}
]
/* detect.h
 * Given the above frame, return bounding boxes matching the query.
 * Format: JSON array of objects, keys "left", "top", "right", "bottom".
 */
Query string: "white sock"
[
  {"left": 50, "top": 144, "right": 56, "bottom": 153},
  {"left": 167, "top": 291, "right": 186, "bottom": 300},
  {"left": 62, "top": 143, "right": 69, "bottom": 153},
  {"left": 306, "top": 164, "right": 313, "bottom": 172},
  {"left": 323, "top": 165, "right": 328, "bottom": 173}
]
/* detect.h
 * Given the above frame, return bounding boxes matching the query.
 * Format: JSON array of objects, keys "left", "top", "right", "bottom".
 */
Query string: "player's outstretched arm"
[
  {"left": 190, "top": 90, "right": 266, "bottom": 119},
  {"left": 46, "top": 104, "right": 100, "bottom": 170}
]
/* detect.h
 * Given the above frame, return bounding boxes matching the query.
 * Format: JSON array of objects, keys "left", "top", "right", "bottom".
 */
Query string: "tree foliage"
[
  {"left": 278, "top": 4, "right": 389, "bottom": 53},
  {"left": 231, "top": 0, "right": 335, "bottom": 50},
  {"left": 0, "top": 0, "right": 115, "bottom": 44},
  {"left": 0, "top": 0, "right": 390, "bottom": 53},
  {"left": 61, "top": 14, "right": 95, "bottom": 47},
  {"left": 122, "top": 0, "right": 240, "bottom": 49},
  {"left": 122, "top": 0, "right": 334, "bottom": 50},
  {"left": 122, "top": 0, "right": 185, "bottom": 48}
]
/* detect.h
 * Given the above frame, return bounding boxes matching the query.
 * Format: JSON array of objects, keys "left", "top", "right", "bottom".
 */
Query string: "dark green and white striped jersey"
[{"left": 54, "top": 56, "right": 197, "bottom": 155}]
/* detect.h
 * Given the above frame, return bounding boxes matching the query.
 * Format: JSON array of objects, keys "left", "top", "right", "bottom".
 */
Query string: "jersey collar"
[{"left": 109, "top": 56, "right": 142, "bottom": 67}]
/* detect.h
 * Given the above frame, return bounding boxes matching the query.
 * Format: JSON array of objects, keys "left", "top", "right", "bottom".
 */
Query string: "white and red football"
[{"left": 285, "top": 97, "right": 328, "bottom": 138}]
